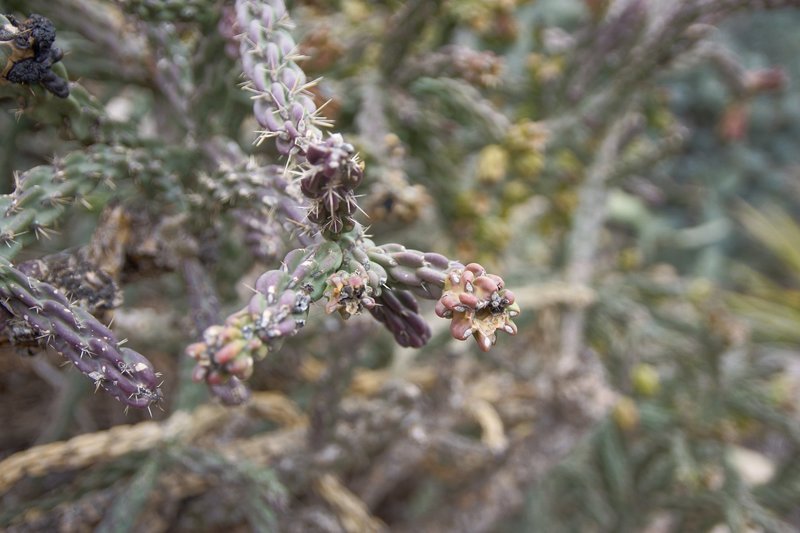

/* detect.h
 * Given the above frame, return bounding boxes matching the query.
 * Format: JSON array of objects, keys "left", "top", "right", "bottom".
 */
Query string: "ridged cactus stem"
[
  {"left": 236, "top": 0, "right": 329, "bottom": 160},
  {"left": 187, "top": 242, "right": 344, "bottom": 386},
  {"left": 0, "top": 262, "right": 162, "bottom": 408},
  {"left": 234, "top": 0, "right": 364, "bottom": 238}
]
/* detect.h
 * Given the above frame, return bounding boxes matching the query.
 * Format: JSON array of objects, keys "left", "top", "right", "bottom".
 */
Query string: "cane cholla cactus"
[{"left": 186, "top": 0, "right": 521, "bottom": 397}]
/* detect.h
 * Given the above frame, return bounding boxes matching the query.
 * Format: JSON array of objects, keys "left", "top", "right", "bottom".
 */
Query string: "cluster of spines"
[
  {"left": 0, "top": 263, "right": 162, "bottom": 409},
  {"left": 298, "top": 134, "right": 365, "bottom": 236}
]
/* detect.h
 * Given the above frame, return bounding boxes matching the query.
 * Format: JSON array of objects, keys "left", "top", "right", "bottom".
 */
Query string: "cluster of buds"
[
  {"left": 300, "top": 134, "right": 364, "bottom": 236},
  {"left": 188, "top": 244, "right": 342, "bottom": 388},
  {"left": 324, "top": 266, "right": 376, "bottom": 319},
  {"left": 369, "top": 288, "right": 432, "bottom": 348},
  {"left": 0, "top": 264, "right": 161, "bottom": 408},
  {"left": 0, "top": 13, "right": 68, "bottom": 98},
  {"left": 187, "top": 313, "right": 266, "bottom": 385},
  {"left": 435, "top": 263, "right": 519, "bottom": 352}
]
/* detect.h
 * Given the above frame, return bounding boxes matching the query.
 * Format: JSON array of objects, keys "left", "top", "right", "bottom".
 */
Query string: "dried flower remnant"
[
  {"left": 435, "top": 263, "right": 519, "bottom": 352},
  {"left": 0, "top": 13, "right": 69, "bottom": 97},
  {"left": 324, "top": 267, "right": 376, "bottom": 319}
]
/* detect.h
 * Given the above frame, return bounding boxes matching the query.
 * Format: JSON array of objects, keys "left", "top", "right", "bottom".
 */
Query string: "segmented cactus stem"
[
  {"left": 0, "top": 145, "right": 189, "bottom": 261},
  {"left": 188, "top": 243, "right": 343, "bottom": 387},
  {"left": 0, "top": 263, "right": 162, "bottom": 408},
  {"left": 236, "top": 0, "right": 329, "bottom": 160}
]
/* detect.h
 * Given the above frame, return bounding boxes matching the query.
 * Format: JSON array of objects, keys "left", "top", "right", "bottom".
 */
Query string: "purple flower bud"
[{"left": 305, "top": 143, "right": 326, "bottom": 165}]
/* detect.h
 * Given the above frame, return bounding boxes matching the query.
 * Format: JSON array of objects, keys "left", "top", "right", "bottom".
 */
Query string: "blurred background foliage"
[{"left": 1, "top": 0, "right": 800, "bottom": 531}]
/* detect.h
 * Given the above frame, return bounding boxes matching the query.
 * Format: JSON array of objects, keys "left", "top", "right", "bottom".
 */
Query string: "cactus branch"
[{"left": 0, "top": 262, "right": 162, "bottom": 408}]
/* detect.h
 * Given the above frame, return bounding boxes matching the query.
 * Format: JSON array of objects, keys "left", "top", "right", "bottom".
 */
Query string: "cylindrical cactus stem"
[
  {"left": 235, "top": 1, "right": 372, "bottom": 238},
  {"left": 187, "top": 243, "right": 344, "bottom": 386},
  {"left": 0, "top": 144, "right": 186, "bottom": 261},
  {"left": 364, "top": 241, "right": 464, "bottom": 301},
  {"left": 368, "top": 288, "right": 432, "bottom": 348},
  {"left": 339, "top": 227, "right": 520, "bottom": 351},
  {"left": 0, "top": 263, "right": 162, "bottom": 408},
  {"left": 235, "top": 0, "right": 328, "bottom": 160}
]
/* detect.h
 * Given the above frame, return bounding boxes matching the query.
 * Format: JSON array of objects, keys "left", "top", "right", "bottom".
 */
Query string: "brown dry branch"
[{"left": 0, "top": 392, "right": 307, "bottom": 492}]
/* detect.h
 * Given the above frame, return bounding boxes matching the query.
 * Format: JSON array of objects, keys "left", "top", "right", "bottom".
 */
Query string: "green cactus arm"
[{"left": 0, "top": 144, "right": 197, "bottom": 261}]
